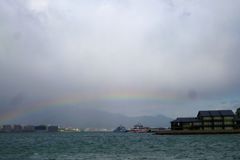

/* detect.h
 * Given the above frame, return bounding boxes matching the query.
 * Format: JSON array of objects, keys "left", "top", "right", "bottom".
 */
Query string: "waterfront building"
[
  {"left": 48, "top": 126, "right": 59, "bottom": 132},
  {"left": 23, "top": 125, "right": 35, "bottom": 132},
  {"left": 235, "top": 118, "right": 240, "bottom": 128},
  {"left": 235, "top": 108, "right": 240, "bottom": 128},
  {"left": 171, "top": 117, "right": 201, "bottom": 130},
  {"left": 198, "top": 110, "right": 235, "bottom": 130},
  {"left": 13, "top": 125, "right": 23, "bottom": 132},
  {"left": 171, "top": 110, "right": 235, "bottom": 130},
  {"left": 2, "top": 125, "right": 12, "bottom": 132},
  {"left": 35, "top": 125, "right": 47, "bottom": 132}
]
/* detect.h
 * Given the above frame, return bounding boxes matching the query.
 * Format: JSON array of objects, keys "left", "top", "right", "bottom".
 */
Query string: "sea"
[{"left": 0, "top": 132, "right": 239, "bottom": 160}]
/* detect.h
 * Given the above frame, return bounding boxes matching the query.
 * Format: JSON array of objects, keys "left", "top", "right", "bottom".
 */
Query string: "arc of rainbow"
[{"left": 0, "top": 91, "right": 183, "bottom": 123}]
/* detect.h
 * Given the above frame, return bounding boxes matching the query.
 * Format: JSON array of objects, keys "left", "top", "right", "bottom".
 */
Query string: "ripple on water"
[{"left": 0, "top": 133, "right": 240, "bottom": 160}]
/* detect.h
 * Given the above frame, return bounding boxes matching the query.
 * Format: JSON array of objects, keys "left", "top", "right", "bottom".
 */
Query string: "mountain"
[
  {"left": 6, "top": 106, "right": 172, "bottom": 129},
  {"left": 129, "top": 115, "right": 172, "bottom": 128}
]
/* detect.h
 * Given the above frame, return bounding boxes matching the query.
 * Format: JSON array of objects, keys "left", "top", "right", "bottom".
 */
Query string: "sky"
[{"left": 1, "top": 0, "right": 240, "bottom": 121}]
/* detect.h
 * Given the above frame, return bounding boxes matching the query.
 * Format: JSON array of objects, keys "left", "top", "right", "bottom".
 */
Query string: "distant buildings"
[
  {"left": 171, "top": 110, "right": 239, "bottom": 130},
  {"left": 13, "top": 125, "right": 23, "bottom": 132},
  {"left": 35, "top": 125, "right": 47, "bottom": 132},
  {"left": 48, "top": 126, "right": 59, "bottom": 132},
  {"left": 2, "top": 125, "right": 12, "bottom": 132},
  {"left": 83, "top": 128, "right": 109, "bottom": 132},
  {"left": 23, "top": 125, "right": 35, "bottom": 132},
  {"left": 0, "top": 125, "right": 59, "bottom": 133}
]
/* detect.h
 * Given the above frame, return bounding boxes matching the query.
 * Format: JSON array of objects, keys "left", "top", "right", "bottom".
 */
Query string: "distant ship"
[
  {"left": 129, "top": 123, "right": 150, "bottom": 133},
  {"left": 113, "top": 125, "right": 127, "bottom": 132}
]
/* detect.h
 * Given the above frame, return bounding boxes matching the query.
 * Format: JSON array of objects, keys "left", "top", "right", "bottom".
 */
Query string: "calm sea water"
[{"left": 0, "top": 132, "right": 239, "bottom": 160}]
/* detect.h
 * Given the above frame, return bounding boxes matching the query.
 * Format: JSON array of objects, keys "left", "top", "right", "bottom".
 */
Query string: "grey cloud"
[{"left": 1, "top": 0, "right": 240, "bottom": 119}]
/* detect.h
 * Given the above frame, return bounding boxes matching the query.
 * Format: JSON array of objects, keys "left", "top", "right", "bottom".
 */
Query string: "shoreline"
[{"left": 155, "top": 129, "right": 240, "bottom": 135}]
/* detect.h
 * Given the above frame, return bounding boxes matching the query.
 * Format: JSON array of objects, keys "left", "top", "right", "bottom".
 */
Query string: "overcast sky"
[{"left": 1, "top": 0, "right": 240, "bottom": 120}]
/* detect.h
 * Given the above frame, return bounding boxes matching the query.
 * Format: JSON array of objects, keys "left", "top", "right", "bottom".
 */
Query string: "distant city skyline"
[{"left": 1, "top": 0, "right": 240, "bottom": 124}]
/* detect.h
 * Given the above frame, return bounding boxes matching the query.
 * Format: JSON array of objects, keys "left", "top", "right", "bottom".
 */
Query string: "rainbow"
[{"left": 0, "top": 90, "right": 183, "bottom": 123}]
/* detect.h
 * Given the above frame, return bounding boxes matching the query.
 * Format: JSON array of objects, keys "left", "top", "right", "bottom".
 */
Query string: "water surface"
[{"left": 0, "top": 132, "right": 239, "bottom": 160}]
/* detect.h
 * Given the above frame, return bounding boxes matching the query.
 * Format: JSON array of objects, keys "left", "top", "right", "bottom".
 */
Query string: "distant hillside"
[{"left": 7, "top": 107, "right": 172, "bottom": 129}]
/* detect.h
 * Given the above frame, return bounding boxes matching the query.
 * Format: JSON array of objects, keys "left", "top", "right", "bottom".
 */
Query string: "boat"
[
  {"left": 113, "top": 125, "right": 127, "bottom": 132},
  {"left": 129, "top": 123, "right": 150, "bottom": 133}
]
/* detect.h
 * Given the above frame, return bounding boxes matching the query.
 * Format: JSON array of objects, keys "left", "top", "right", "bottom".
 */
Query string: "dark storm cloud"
[{"left": 1, "top": 0, "right": 240, "bottom": 118}]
